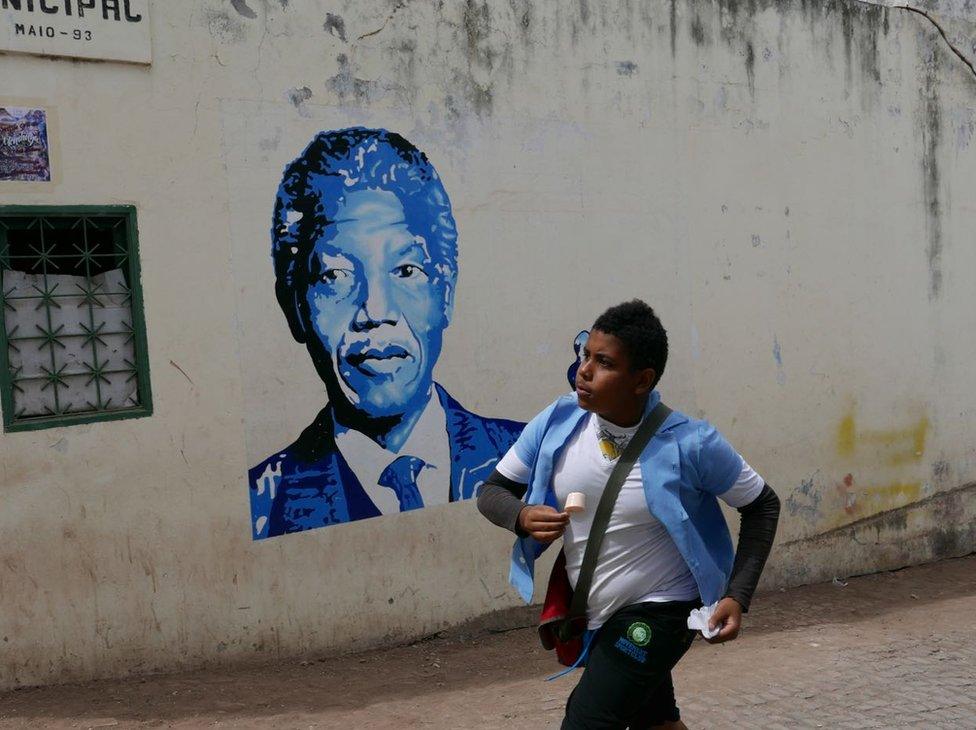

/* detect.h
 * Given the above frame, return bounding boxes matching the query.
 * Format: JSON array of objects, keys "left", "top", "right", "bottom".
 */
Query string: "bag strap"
[{"left": 568, "top": 401, "right": 672, "bottom": 621}]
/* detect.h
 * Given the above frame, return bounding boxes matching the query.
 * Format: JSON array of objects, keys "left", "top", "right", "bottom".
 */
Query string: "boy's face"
[{"left": 574, "top": 329, "right": 655, "bottom": 426}]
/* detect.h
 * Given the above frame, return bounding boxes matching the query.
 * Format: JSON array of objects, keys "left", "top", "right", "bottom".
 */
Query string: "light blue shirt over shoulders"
[{"left": 508, "top": 390, "right": 743, "bottom": 606}]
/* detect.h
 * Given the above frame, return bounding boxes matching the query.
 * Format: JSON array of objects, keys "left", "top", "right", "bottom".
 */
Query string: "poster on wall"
[
  {"left": 246, "top": 127, "right": 529, "bottom": 539},
  {"left": 0, "top": 106, "right": 50, "bottom": 182},
  {"left": 222, "top": 109, "right": 589, "bottom": 542},
  {"left": 0, "top": 0, "right": 151, "bottom": 64}
]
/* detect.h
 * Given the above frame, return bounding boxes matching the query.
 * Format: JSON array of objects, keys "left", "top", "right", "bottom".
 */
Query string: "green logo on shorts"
[{"left": 627, "top": 621, "right": 652, "bottom": 647}]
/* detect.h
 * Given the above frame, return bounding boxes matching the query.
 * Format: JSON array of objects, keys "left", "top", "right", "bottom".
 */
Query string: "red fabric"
[{"left": 538, "top": 551, "right": 587, "bottom": 666}]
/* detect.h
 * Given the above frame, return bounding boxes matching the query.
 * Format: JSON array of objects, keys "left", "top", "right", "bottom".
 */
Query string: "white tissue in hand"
[{"left": 687, "top": 602, "right": 721, "bottom": 639}]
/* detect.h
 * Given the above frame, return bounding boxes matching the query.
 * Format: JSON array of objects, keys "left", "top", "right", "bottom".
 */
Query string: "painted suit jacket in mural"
[{"left": 248, "top": 384, "right": 524, "bottom": 539}]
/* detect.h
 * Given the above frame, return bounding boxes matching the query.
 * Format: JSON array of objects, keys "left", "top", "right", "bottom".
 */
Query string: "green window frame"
[{"left": 0, "top": 206, "right": 152, "bottom": 432}]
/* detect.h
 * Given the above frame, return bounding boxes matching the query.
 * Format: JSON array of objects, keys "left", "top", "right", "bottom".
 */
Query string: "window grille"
[{"left": 0, "top": 207, "right": 152, "bottom": 432}]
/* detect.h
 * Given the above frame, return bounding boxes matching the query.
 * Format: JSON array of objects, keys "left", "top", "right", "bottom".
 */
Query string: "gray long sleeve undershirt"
[{"left": 476, "top": 471, "right": 780, "bottom": 612}]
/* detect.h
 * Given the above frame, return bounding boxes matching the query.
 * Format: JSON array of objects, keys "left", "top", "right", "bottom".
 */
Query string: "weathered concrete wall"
[{"left": 0, "top": 0, "right": 974, "bottom": 689}]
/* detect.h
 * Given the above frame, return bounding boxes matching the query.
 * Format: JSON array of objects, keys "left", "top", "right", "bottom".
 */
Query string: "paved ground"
[{"left": 1, "top": 554, "right": 974, "bottom": 729}]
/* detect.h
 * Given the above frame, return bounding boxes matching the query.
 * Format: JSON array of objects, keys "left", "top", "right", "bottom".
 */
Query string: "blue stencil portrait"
[{"left": 248, "top": 128, "right": 526, "bottom": 539}]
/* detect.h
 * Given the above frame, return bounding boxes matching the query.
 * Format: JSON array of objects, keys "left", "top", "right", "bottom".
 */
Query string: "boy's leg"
[
  {"left": 631, "top": 672, "right": 683, "bottom": 728},
  {"left": 561, "top": 603, "right": 697, "bottom": 730}
]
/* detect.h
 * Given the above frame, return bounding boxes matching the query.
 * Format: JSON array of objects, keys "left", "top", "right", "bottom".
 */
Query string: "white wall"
[{"left": 1, "top": 0, "right": 974, "bottom": 688}]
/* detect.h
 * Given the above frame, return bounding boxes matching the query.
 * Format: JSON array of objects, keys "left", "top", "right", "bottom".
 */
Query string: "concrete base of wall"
[
  {"left": 768, "top": 482, "right": 976, "bottom": 589},
  {"left": 3, "top": 486, "right": 972, "bottom": 692}
]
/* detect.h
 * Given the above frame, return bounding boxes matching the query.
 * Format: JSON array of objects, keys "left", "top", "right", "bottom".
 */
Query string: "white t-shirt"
[{"left": 496, "top": 412, "right": 764, "bottom": 629}]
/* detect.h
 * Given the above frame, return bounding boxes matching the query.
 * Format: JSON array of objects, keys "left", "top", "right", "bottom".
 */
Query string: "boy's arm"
[
  {"left": 477, "top": 469, "right": 570, "bottom": 543},
  {"left": 725, "top": 484, "right": 781, "bottom": 611},
  {"left": 477, "top": 470, "right": 529, "bottom": 536},
  {"left": 478, "top": 397, "right": 571, "bottom": 542},
  {"left": 706, "top": 483, "right": 780, "bottom": 642}
]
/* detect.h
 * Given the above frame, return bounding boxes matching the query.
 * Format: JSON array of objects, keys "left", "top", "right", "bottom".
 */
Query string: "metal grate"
[{"left": 0, "top": 207, "right": 152, "bottom": 431}]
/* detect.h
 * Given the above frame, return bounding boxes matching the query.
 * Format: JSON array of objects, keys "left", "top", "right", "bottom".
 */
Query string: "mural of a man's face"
[{"left": 300, "top": 187, "right": 453, "bottom": 419}]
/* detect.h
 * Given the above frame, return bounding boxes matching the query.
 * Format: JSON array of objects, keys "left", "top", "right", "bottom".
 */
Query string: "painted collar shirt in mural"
[
  {"left": 247, "top": 384, "right": 524, "bottom": 538},
  {"left": 333, "top": 390, "right": 451, "bottom": 514}
]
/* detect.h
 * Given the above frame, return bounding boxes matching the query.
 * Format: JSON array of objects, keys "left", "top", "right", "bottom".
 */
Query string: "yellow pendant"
[{"left": 599, "top": 438, "right": 622, "bottom": 461}]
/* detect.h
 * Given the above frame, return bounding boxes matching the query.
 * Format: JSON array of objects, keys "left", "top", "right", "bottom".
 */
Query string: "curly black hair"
[{"left": 592, "top": 299, "right": 668, "bottom": 385}]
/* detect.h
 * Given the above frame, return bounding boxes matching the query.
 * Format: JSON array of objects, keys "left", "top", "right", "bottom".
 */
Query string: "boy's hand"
[
  {"left": 518, "top": 505, "right": 570, "bottom": 543},
  {"left": 704, "top": 597, "right": 743, "bottom": 644}
]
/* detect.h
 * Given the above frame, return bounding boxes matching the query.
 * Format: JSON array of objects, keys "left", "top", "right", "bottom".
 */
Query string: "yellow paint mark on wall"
[
  {"left": 827, "top": 474, "right": 923, "bottom": 530},
  {"left": 835, "top": 406, "right": 928, "bottom": 466},
  {"left": 836, "top": 412, "right": 856, "bottom": 457},
  {"left": 884, "top": 417, "right": 929, "bottom": 465},
  {"left": 826, "top": 403, "right": 930, "bottom": 531},
  {"left": 861, "top": 481, "right": 922, "bottom": 505}
]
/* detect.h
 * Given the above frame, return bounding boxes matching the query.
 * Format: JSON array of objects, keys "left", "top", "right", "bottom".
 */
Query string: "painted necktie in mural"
[{"left": 247, "top": 128, "right": 525, "bottom": 539}]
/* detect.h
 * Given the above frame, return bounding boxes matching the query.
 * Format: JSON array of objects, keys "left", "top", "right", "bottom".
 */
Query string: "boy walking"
[{"left": 478, "top": 300, "right": 780, "bottom": 728}]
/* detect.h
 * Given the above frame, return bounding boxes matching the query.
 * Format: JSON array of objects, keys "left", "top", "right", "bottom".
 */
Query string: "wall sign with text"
[{"left": 0, "top": 0, "right": 151, "bottom": 65}]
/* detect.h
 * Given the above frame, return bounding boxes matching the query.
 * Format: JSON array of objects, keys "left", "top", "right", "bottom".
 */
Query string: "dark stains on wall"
[
  {"left": 871, "top": 505, "right": 909, "bottom": 536},
  {"left": 324, "top": 12, "right": 347, "bottom": 42},
  {"left": 638, "top": 1, "right": 654, "bottom": 36},
  {"left": 777, "top": 482, "right": 976, "bottom": 588},
  {"left": 920, "top": 45, "right": 943, "bottom": 300},
  {"left": 698, "top": 0, "right": 896, "bottom": 109},
  {"left": 831, "top": 0, "right": 884, "bottom": 97},
  {"left": 569, "top": 0, "right": 596, "bottom": 45},
  {"left": 466, "top": 80, "right": 493, "bottom": 116},
  {"left": 579, "top": 0, "right": 590, "bottom": 26},
  {"left": 460, "top": 0, "right": 496, "bottom": 116},
  {"left": 346, "top": 0, "right": 524, "bottom": 120},
  {"left": 607, "top": 0, "right": 637, "bottom": 45},
  {"left": 932, "top": 459, "right": 951, "bottom": 483},
  {"left": 206, "top": 9, "right": 248, "bottom": 43},
  {"left": 933, "top": 489, "right": 967, "bottom": 535},
  {"left": 708, "top": 1, "right": 761, "bottom": 101},
  {"left": 463, "top": 0, "right": 494, "bottom": 70},
  {"left": 840, "top": 0, "right": 855, "bottom": 91},
  {"left": 379, "top": 38, "right": 419, "bottom": 110},
  {"left": 326, "top": 54, "right": 376, "bottom": 104},
  {"left": 392, "top": 38, "right": 418, "bottom": 81},
  {"left": 690, "top": 13, "right": 707, "bottom": 46},
  {"left": 929, "top": 526, "right": 962, "bottom": 557},
  {"left": 860, "top": 3, "right": 885, "bottom": 86},
  {"left": 927, "top": 480, "right": 974, "bottom": 559},
  {"left": 505, "top": 0, "right": 533, "bottom": 64},
  {"left": 669, "top": 0, "right": 677, "bottom": 57},
  {"left": 716, "top": 0, "right": 744, "bottom": 47},
  {"left": 745, "top": 40, "right": 756, "bottom": 96},
  {"left": 230, "top": 0, "right": 257, "bottom": 20},
  {"left": 287, "top": 86, "right": 313, "bottom": 108},
  {"left": 443, "top": 93, "right": 461, "bottom": 123},
  {"left": 616, "top": 60, "right": 638, "bottom": 76},
  {"left": 252, "top": 0, "right": 964, "bottom": 144}
]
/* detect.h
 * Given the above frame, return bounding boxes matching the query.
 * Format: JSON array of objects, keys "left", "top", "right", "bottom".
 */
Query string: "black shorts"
[{"left": 562, "top": 600, "right": 700, "bottom": 729}]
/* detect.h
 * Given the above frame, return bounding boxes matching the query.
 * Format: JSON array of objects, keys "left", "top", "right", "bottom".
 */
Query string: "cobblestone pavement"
[
  {"left": 1, "top": 555, "right": 974, "bottom": 728},
  {"left": 677, "top": 600, "right": 976, "bottom": 728}
]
